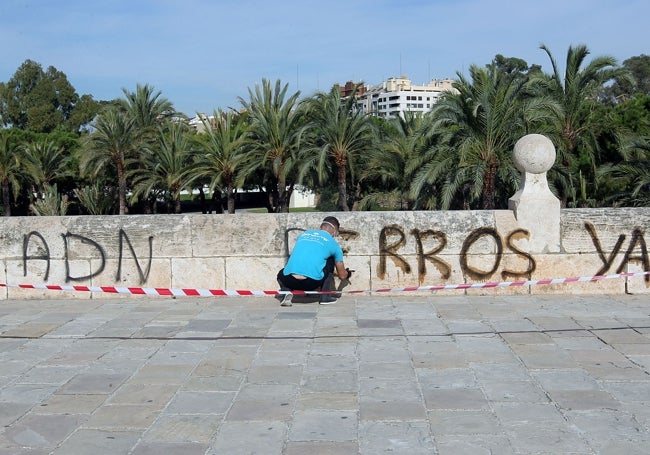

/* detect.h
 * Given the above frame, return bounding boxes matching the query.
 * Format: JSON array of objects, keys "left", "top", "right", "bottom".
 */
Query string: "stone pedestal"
[{"left": 508, "top": 134, "right": 561, "bottom": 253}]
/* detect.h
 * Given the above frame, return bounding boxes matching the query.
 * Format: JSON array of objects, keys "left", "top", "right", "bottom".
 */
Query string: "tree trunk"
[
  {"left": 197, "top": 187, "right": 207, "bottom": 214},
  {"left": 117, "top": 163, "right": 127, "bottom": 215},
  {"left": 281, "top": 183, "right": 294, "bottom": 213},
  {"left": 351, "top": 182, "right": 362, "bottom": 211},
  {"left": 174, "top": 195, "right": 182, "bottom": 214},
  {"left": 2, "top": 181, "right": 11, "bottom": 216},
  {"left": 227, "top": 184, "right": 236, "bottom": 214},
  {"left": 481, "top": 158, "right": 497, "bottom": 210},
  {"left": 276, "top": 164, "right": 289, "bottom": 213},
  {"left": 337, "top": 165, "right": 349, "bottom": 211},
  {"left": 212, "top": 191, "right": 223, "bottom": 214}
]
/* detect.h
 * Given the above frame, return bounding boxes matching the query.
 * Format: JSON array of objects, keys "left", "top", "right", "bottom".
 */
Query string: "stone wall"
[
  {"left": 1, "top": 207, "right": 648, "bottom": 300},
  {"left": 2, "top": 134, "right": 648, "bottom": 300}
]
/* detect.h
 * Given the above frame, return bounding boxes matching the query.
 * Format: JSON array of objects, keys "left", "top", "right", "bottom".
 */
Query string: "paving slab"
[{"left": 0, "top": 293, "right": 649, "bottom": 454}]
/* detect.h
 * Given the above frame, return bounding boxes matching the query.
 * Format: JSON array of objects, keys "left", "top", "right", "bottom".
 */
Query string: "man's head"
[{"left": 320, "top": 216, "right": 340, "bottom": 236}]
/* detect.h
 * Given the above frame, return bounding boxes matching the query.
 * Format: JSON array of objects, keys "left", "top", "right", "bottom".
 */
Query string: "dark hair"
[{"left": 321, "top": 216, "right": 340, "bottom": 230}]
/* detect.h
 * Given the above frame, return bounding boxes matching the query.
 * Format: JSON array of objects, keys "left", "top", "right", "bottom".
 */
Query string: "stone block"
[
  {"left": 370, "top": 253, "right": 465, "bottom": 296},
  {"left": 561, "top": 208, "right": 650, "bottom": 254},
  {"left": 89, "top": 258, "right": 171, "bottom": 288},
  {"left": 66, "top": 214, "right": 193, "bottom": 258},
  {"left": 414, "top": 210, "right": 497, "bottom": 254},
  {"left": 5, "top": 258, "right": 91, "bottom": 300},
  {"left": 225, "top": 257, "right": 285, "bottom": 290},
  {"left": 530, "top": 253, "right": 624, "bottom": 294},
  {"left": 4, "top": 216, "right": 69, "bottom": 260},
  {"left": 172, "top": 257, "right": 225, "bottom": 289},
  {"left": 623, "top": 262, "right": 650, "bottom": 295},
  {"left": 191, "top": 213, "right": 284, "bottom": 256}
]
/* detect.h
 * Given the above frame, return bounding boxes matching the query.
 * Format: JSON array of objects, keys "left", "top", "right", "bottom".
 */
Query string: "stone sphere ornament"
[{"left": 512, "top": 134, "right": 556, "bottom": 174}]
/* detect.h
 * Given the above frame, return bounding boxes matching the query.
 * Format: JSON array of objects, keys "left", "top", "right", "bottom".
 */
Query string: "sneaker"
[
  {"left": 279, "top": 294, "right": 292, "bottom": 306},
  {"left": 319, "top": 295, "right": 337, "bottom": 305}
]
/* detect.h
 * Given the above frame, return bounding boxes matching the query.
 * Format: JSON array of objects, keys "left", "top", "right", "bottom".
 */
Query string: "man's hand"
[
  {"left": 337, "top": 278, "right": 351, "bottom": 291},
  {"left": 336, "top": 269, "right": 354, "bottom": 291}
]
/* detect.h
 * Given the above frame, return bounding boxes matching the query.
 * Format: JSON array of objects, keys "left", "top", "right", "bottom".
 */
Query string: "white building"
[
  {"left": 342, "top": 76, "right": 456, "bottom": 118},
  {"left": 187, "top": 113, "right": 213, "bottom": 133}
]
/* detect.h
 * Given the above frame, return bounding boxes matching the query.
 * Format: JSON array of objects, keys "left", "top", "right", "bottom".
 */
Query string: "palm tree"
[
  {"left": 129, "top": 122, "right": 195, "bottom": 214},
  {"left": 599, "top": 136, "right": 650, "bottom": 206},
  {"left": 29, "top": 183, "right": 72, "bottom": 216},
  {"left": 73, "top": 183, "right": 117, "bottom": 215},
  {"left": 238, "top": 79, "right": 306, "bottom": 213},
  {"left": 359, "top": 112, "right": 426, "bottom": 210},
  {"left": 416, "top": 64, "right": 527, "bottom": 210},
  {"left": 80, "top": 108, "right": 140, "bottom": 215},
  {"left": 534, "top": 44, "right": 627, "bottom": 206},
  {"left": 303, "top": 86, "right": 375, "bottom": 211},
  {"left": 21, "top": 139, "right": 70, "bottom": 199},
  {"left": 0, "top": 130, "right": 22, "bottom": 216},
  {"left": 118, "top": 83, "right": 175, "bottom": 132},
  {"left": 192, "top": 110, "right": 248, "bottom": 214},
  {"left": 117, "top": 83, "right": 176, "bottom": 213}
]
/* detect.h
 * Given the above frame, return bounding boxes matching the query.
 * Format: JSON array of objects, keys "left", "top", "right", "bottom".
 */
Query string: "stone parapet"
[{"left": 1, "top": 207, "right": 648, "bottom": 299}]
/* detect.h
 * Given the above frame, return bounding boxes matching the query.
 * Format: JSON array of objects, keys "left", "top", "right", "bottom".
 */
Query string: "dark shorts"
[
  {"left": 276, "top": 270, "right": 322, "bottom": 291},
  {"left": 277, "top": 257, "right": 335, "bottom": 291}
]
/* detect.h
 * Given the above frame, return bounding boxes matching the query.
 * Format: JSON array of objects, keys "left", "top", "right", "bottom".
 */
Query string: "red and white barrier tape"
[{"left": 1, "top": 271, "right": 648, "bottom": 297}]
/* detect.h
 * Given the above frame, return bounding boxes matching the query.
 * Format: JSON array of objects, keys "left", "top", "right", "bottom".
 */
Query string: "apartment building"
[{"left": 340, "top": 76, "right": 456, "bottom": 118}]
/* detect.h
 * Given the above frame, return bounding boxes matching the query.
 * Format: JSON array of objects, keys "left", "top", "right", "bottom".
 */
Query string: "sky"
[{"left": 1, "top": 0, "right": 648, "bottom": 117}]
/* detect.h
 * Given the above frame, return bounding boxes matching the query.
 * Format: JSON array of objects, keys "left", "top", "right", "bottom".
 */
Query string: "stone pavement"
[{"left": 1, "top": 292, "right": 650, "bottom": 454}]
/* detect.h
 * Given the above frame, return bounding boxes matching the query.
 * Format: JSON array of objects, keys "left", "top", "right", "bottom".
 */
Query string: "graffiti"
[
  {"left": 585, "top": 222, "right": 649, "bottom": 283},
  {"left": 23, "top": 232, "right": 50, "bottom": 280},
  {"left": 23, "top": 229, "right": 153, "bottom": 284},
  {"left": 459, "top": 227, "right": 502, "bottom": 280},
  {"left": 460, "top": 227, "right": 535, "bottom": 281},
  {"left": 14, "top": 219, "right": 647, "bottom": 288},
  {"left": 378, "top": 225, "right": 535, "bottom": 283},
  {"left": 378, "top": 225, "right": 411, "bottom": 277},
  {"left": 117, "top": 229, "right": 153, "bottom": 283},
  {"left": 503, "top": 229, "right": 536, "bottom": 280},
  {"left": 61, "top": 232, "right": 106, "bottom": 282},
  {"left": 411, "top": 228, "right": 450, "bottom": 282}
]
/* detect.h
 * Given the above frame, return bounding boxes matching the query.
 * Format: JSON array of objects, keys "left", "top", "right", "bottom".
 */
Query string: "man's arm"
[{"left": 335, "top": 261, "right": 349, "bottom": 280}]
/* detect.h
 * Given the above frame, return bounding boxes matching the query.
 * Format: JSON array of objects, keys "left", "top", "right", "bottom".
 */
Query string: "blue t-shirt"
[{"left": 284, "top": 229, "right": 344, "bottom": 280}]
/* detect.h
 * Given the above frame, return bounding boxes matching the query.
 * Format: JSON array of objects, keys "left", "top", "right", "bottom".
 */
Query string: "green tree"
[
  {"left": 130, "top": 123, "right": 195, "bottom": 214},
  {"left": 601, "top": 54, "right": 650, "bottom": 103},
  {"left": 80, "top": 108, "right": 140, "bottom": 215},
  {"left": 489, "top": 54, "right": 542, "bottom": 79},
  {"left": 67, "top": 94, "right": 102, "bottom": 133},
  {"left": 415, "top": 64, "right": 528, "bottom": 210},
  {"left": 599, "top": 136, "right": 650, "bottom": 206},
  {"left": 239, "top": 79, "right": 307, "bottom": 213},
  {"left": 0, "top": 59, "right": 99, "bottom": 133},
  {"left": 0, "top": 130, "right": 23, "bottom": 216},
  {"left": 74, "top": 184, "right": 117, "bottom": 215},
  {"left": 118, "top": 83, "right": 175, "bottom": 134},
  {"left": 303, "top": 86, "right": 375, "bottom": 211},
  {"left": 30, "top": 183, "right": 72, "bottom": 216},
  {"left": 358, "top": 112, "right": 426, "bottom": 210},
  {"left": 21, "top": 140, "right": 70, "bottom": 195},
  {"left": 192, "top": 110, "right": 248, "bottom": 214},
  {"left": 533, "top": 44, "right": 626, "bottom": 206},
  {"left": 117, "top": 83, "right": 176, "bottom": 212}
]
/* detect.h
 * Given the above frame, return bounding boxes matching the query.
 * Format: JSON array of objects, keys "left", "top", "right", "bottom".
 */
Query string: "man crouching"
[{"left": 276, "top": 216, "right": 352, "bottom": 306}]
